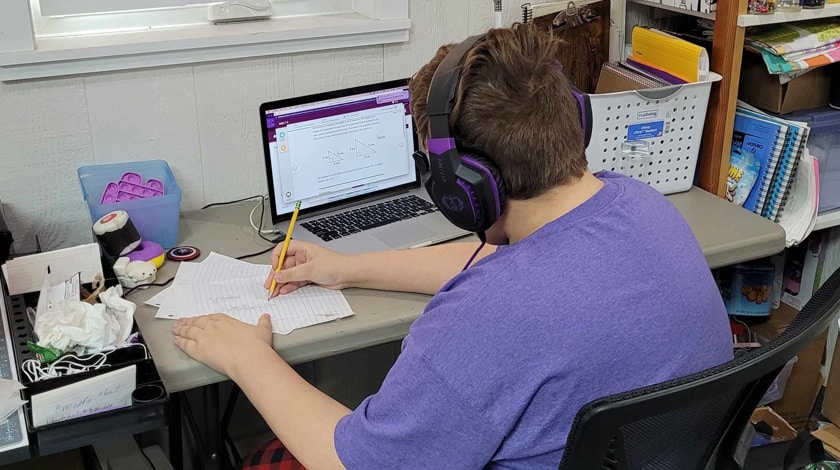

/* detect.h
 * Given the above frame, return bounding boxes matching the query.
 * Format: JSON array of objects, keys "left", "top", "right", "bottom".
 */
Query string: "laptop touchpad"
[{"left": 370, "top": 222, "right": 436, "bottom": 248}]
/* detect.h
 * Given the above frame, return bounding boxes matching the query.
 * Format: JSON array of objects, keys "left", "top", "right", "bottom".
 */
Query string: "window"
[{"left": 0, "top": 0, "right": 410, "bottom": 81}]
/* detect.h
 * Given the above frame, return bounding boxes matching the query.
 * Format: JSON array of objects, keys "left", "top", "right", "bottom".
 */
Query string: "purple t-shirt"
[{"left": 334, "top": 172, "right": 732, "bottom": 469}]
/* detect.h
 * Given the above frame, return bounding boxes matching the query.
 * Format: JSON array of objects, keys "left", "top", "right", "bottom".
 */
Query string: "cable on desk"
[
  {"left": 123, "top": 276, "right": 175, "bottom": 297},
  {"left": 201, "top": 195, "right": 263, "bottom": 210},
  {"left": 235, "top": 245, "right": 277, "bottom": 260}
]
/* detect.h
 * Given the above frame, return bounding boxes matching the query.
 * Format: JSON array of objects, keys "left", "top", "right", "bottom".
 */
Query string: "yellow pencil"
[{"left": 268, "top": 201, "right": 301, "bottom": 299}]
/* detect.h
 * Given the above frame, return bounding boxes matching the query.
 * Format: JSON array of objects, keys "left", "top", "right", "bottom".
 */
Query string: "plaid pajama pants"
[{"left": 242, "top": 439, "right": 306, "bottom": 470}]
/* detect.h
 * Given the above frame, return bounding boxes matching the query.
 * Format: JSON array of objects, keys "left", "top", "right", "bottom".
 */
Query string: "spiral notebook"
[
  {"left": 732, "top": 111, "right": 788, "bottom": 216},
  {"left": 766, "top": 120, "right": 809, "bottom": 222},
  {"left": 733, "top": 101, "right": 812, "bottom": 222}
]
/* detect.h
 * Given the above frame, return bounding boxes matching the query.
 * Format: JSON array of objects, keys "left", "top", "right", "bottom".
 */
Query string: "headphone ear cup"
[
  {"left": 568, "top": 84, "right": 592, "bottom": 149},
  {"left": 461, "top": 154, "right": 506, "bottom": 221}
]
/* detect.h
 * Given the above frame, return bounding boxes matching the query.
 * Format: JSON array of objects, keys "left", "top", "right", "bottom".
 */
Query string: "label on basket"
[{"left": 627, "top": 122, "right": 664, "bottom": 140}]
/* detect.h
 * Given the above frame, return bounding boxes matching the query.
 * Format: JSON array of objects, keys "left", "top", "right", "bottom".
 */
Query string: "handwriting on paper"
[{"left": 30, "top": 365, "right": 136, "bottom": 427}]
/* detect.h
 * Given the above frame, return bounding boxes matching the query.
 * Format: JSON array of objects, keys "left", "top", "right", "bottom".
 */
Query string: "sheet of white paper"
[
  {"left": 30, "top": 365, "right": 136, "bottom": 428},
  {"left": 154, "top": 262, "right": 199, "bottom": 319},
  {"left": 175, "top": 278, "right": 354, "bottom": 334},
  {"left": 154, "top": 292, "right": 180, "bottom": 320},
  {"left": 144, "top": 287, "right": 171, "bottom": 308},
  {"left": 35, "top": 270, "right": 81, "bottom": 321},
  {"left": 192, "top": 253, "right": 270, "bottom": 283},
  {"left": 157, "top": 254, "right": 354, "bottom": 332},
  {"left": 1, "top": 243, "right": 101, "bottom": 295}
]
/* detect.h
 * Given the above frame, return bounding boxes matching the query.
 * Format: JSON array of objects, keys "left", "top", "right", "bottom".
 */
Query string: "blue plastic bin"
[
  {"left": 786, "top": 107, "right": 840, "bottom": 213},
  {"left": 78, "top": 160, "right": 181, "bottom": 249}
]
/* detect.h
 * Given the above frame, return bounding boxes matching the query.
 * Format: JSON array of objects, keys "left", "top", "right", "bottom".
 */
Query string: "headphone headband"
[
  {"left": 415, "top": 33, "right": 592, "bottom": 236},
  {"left": 426, "top": 34, "right": 485, "bottom": 137}
]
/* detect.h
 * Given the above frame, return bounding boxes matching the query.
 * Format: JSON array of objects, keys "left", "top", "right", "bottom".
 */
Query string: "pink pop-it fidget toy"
[{"left": 101, "top": 171, "right": 165, "bottom": 204}]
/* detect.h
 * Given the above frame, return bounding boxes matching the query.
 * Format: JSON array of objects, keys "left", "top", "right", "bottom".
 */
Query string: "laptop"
[{"left": 260, "top": 79, "right": 469, "bottom": 255}]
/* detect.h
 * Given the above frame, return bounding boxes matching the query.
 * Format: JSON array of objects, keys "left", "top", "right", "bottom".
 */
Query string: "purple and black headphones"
[{"left": 413, "top": 34, "right": 592, "bottom": 237}]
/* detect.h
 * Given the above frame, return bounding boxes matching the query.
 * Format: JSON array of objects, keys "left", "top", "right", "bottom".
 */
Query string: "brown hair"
[{"left": 409, "top": 24, "right": 588, "bottom": 200}]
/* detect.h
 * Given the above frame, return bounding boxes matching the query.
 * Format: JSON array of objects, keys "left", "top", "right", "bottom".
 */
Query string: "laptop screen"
[{"left": 262, "top": 81, "right": 418, "bottom": 222}]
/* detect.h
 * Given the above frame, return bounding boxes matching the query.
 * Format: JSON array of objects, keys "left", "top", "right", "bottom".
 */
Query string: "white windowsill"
[{"left": 0, "top": 13, "right": 410, "bottom": 81}]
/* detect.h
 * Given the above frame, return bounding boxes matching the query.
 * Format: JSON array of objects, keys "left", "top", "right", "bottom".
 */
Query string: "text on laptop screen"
[{"left": 264, "top": 85, "right": 416, "bottom": 217}]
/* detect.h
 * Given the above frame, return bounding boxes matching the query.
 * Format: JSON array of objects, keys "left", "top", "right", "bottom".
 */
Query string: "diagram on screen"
[
  {"left": 353, "top": 139, "right": 376, "bottom": 159},
  {"left": 286, "top": 104, "right": 411, "bottom": 201},
  {"left": 323, "top": 151, "right": 344, "bottom": 165}
]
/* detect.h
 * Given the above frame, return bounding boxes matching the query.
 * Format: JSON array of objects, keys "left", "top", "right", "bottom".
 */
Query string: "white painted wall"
[{"left": 0, "top": 0, "right": 534, "bottom": 253}]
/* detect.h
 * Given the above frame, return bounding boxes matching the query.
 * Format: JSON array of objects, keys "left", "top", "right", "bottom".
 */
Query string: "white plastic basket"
[{"left": 586, "top": 72, "right": 723, "bottom": 195}]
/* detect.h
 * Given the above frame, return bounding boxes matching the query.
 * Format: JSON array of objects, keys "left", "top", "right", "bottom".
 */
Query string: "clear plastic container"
[
  {"left": 759, "top": 356, "right": 798, "bottom": 406},
  {"left": 78, "top": 160, "right": 182, "bottom": 249},
  {"left": 775, "top": 0, "right": 801, "bottom": 11},
  {"left": 786, "top": 107, "right": 840, "bottom": 213},
  {"left": 748, "top": 0, "right": 776, "bottom": 14}
]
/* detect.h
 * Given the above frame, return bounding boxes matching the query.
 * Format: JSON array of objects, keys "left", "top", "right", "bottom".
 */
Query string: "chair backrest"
[{"left": 559, "top": 266, "right": 840, "bottom": 470}]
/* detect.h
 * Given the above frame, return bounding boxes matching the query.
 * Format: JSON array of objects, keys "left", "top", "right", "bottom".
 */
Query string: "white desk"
[{"left": 132, "top": 186, "right": 785, "bottom": 394}]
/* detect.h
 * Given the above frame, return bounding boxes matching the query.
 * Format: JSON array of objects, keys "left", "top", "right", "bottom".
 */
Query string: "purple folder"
[{"left": 626, "top": 57, "right": 688, "bottom": 85}]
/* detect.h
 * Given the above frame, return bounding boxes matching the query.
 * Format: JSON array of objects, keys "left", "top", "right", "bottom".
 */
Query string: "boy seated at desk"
[{"left": 173, "top": 24, "right": 732, "bottom": 469}]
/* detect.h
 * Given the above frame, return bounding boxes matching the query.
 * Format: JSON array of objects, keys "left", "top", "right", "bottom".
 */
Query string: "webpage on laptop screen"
[{"left": 265, "top": 87, "right": 416, "bottom": 217}]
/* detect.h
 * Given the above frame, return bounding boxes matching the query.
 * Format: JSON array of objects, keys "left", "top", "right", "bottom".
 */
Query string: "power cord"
[
  {"left": 123, "top": 277, "right": 175, "bottom": 297},
  {"left": 249, "top": 196, "right": 283, "bottom": 242},
  {"left": 234, "top": 245, "right": 276, "bottom": 260},
  {"left": 122, "top": 196, "right": 281, "bottom": 296},
  {"left": 201, "top": 195, "right": 263, "bottom": 210},
  {"left": 202, "top": 194, "right": 280, "bottom": 240}
]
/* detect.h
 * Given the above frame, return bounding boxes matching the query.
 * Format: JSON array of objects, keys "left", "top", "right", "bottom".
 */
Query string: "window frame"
[{"left": 0, "top": 0, "right": 410, "bottom": 81}]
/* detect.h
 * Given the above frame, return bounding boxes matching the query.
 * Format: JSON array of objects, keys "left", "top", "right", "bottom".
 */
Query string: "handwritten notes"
[
  {"left": 153, "top": 254, "right": 354, "bottom": 334},
  {"left": 30, "top": 365, "right": 136, "bottom": 427}
]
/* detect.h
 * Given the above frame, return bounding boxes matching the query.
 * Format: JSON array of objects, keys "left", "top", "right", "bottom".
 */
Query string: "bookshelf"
[
  {"left": 629, "top": 0, "right": 840, "bottom": 200},
  {"left": 628, "top": 0, "right": 717, "bottom": 19},
  {"left": 737, "top": 3, "right": 840, "bottom": 26}
]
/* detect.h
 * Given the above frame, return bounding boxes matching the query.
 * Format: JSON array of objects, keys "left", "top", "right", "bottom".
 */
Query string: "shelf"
[
  {"left": 815, "top": 208, "right": 840, "bottom": 231},
  {"left": 737, "top": 3, "right": 840, "bottom": 26},
  {"left": 628, "top": 0, "right": 717, "bottom": 20}
]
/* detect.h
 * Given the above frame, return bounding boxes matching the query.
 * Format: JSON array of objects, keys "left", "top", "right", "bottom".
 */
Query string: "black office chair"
[{"left": 559, "top": 266, "right": 840, "bottom": 470}]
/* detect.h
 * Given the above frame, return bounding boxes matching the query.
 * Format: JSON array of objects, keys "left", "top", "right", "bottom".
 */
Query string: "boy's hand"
[
  {"left": 264, "top": 240, "right": 352, "bottom": 297},
  {"left": 173, "top": 313, "right": 273, "bottom": 378}
]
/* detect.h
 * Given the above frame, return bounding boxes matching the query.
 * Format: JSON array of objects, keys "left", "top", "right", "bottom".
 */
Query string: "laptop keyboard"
[{"left": 300, "top": 195, "right": 439, "bottom": 242}]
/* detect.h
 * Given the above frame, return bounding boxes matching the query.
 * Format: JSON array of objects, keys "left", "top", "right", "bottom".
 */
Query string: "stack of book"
[
  {"left": 746, "top": 18, "right": 840, "bottom": 81},
  {"left": 727, "top": 101, "right": 817, "bottom": 246},
  {"left": 596, "top": 26, "right": 711, "bottom": 93}
]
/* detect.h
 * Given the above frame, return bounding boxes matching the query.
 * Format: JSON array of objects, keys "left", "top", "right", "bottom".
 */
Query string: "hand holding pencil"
[
  {"left": 263, "top": 203, "right": 351, "bottom": 297},
  {"left": 267, "top": 201, "right": 301, "bottom": 299}
]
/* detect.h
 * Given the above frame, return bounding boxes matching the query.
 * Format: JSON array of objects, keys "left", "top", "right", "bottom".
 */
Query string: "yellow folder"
[{"left": 629, "top": 26, "right": 710, "bottom": 83}]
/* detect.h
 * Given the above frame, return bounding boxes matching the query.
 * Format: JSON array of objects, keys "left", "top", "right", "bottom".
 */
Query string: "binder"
[{"left": 629, "top": 26, "right": 710, "bottom": 83}]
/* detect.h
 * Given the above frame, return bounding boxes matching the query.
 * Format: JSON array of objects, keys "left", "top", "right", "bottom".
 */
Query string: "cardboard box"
[
  {"left": 751, "top": 406, "right": 797, "bottom": 441},
  {"left": 752, "top": 304, "right": 828, "bottom": 429},
  {"left": 781, "top": 230, "right": 840, "bottom": 311},
  {"left": 739, "top": 52, "right": 831, "bottom": 115},
  {"left": 812, "top": 424, "right": 840, "bottom": 459},
  {"left": 824, "top": 319, "right": 840, "bottom": 425}
]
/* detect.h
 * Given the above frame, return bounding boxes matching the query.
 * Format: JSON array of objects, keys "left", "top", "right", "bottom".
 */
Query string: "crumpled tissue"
[
  {"left": 0, "top": 379, "right": 25, "bottom": 423},
  {"left": 34, "top": 286, "right": 135, "bottom": 353}
]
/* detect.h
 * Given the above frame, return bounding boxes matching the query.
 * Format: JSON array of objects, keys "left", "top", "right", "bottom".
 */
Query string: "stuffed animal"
[{"left": 113, "top": 257, "right": 157, "bottom": 288}]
